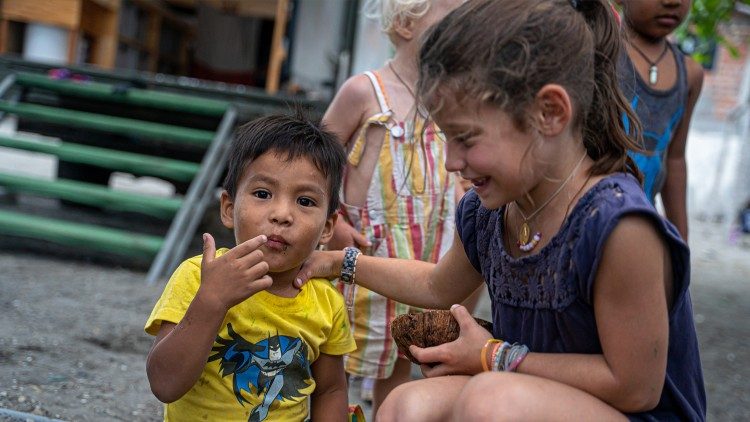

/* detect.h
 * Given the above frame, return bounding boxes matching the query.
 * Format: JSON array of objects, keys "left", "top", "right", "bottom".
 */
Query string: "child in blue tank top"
[
  {"left": 295, "top": 0, "right": 706, "bottom": 420},
  {"left": 616, "top": 0, "right": 704, "bottom": 240}
]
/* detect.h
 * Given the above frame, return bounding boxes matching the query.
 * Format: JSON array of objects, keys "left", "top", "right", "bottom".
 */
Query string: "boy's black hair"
[{"left": 223, "top": 109, "right": 346, "bottom": 217}]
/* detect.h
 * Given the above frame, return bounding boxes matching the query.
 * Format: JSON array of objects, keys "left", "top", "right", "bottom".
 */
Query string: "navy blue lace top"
[{"left": 457, "top": 173, "right": 705, "bottom": 421}]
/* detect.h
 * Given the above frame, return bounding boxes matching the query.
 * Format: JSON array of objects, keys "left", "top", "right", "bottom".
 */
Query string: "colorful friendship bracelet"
[
  {"left": 488, "top": 341, "right": 503, "bottom": 371},
  {"left": 481, "top": 339, "right": 503, "bottom": 372},
  {"left": 507, "top": 345, "right": 530, "bottom": 372},
  {"left": 481, "top": 339, "right": 531, "bottom": 372},
  {"left": 495, "top": 343, "right": 530, "bottom": 372},
  {"left": 492, "top": 342, "right": 511, "bottom": 372}
]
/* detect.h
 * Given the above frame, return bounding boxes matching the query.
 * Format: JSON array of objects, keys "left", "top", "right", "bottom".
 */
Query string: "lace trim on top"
[{"left": 475, "top": 178, "right": 625, "bottom": 310}]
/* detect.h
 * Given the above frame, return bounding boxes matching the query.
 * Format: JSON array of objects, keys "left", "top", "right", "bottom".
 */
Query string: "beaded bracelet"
[{"left": 481, "top": 339, "right": 503, "bottom": 372}]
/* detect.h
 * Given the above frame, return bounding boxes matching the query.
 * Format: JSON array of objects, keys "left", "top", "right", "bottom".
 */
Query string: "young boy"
[
  {"left": 144, "top": 112, "right": 356, "bottom": 422},
  {"left": 617, "top": 0, "right": 704, "bottom": 240}
]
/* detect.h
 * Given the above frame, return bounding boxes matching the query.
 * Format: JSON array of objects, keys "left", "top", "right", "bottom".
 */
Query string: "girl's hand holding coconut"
[{"left": 406, "top": 305, "right": 493, "bottom": 378}]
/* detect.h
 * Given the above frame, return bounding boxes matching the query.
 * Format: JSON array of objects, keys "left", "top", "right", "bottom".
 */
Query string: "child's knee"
[
  {"left": 376, "top": 383, "right": 427, "bottom": 422},
  {"left": 456, "top": 373, "right": 535, "bottom": 419}
]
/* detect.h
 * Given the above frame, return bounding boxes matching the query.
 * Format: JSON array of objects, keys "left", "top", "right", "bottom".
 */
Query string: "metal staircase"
[{"left": 0, "top": 70, "right": 235, "bottom": 284}]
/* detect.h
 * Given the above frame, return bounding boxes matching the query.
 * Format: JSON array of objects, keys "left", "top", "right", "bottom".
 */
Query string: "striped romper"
[{"left": 337, "top": 70, "right": 456, "bottom": 378}]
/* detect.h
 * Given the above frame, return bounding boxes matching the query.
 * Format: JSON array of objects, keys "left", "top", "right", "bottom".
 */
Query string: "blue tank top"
[
  {"left": 619, "top": 42, "right": 688, "bottom": 202},
  {"left": 457, "top": 173, "right": 705, "bottom": 421}
]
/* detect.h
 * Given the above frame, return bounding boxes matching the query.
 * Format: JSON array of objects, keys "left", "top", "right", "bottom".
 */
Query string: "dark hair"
[
  {"left": 222, "top": 109, "right": 346, "bottom": 216},
  {"left": 417, "top": 0, "right": 642, "bottom": 182}
]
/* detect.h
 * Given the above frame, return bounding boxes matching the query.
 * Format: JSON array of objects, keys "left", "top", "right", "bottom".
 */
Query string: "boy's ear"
[
  {"left": 220, "top": 190, "right": 235, "bottom": 230},
  {"left": 534, "top": 84, "right": 572, "bottom": 137},
  {"left": 393, "top": 16, "right": 415, "bottom": 41},
  {"left": 317, "top": 212, "right": 338, "bottom": 247}
]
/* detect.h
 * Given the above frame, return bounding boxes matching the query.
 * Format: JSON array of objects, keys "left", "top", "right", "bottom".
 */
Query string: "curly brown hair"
[{"left": 417, "top": 0, "right": 643, "bottom": 182}]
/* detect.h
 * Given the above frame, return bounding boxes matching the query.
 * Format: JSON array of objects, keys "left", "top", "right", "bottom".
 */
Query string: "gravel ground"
[{"left": 0, "top": 216, "right": 748, "bottom": 422}]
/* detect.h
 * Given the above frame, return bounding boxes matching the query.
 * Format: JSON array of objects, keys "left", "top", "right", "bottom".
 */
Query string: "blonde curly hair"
[{"left": 362, "top": 0, "right": 432, "bottom": 38}]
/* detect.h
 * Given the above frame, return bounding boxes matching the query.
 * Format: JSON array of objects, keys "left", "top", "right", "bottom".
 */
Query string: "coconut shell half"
[{"left": 390, "top": 310, "right": 493, "bottom": 364}]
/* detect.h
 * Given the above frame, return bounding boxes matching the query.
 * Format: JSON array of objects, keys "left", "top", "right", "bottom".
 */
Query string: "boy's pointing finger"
[
  {"left": 202, "top": 233, "right": 216, "bottom": 264},
  {"left": 230, "top": 235, "right": 268, "bottom": 258}
]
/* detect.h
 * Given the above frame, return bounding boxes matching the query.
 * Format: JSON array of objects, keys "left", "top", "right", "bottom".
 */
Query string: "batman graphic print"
[{"left": 209, "top": 323, "right": 312, "bottom": 422}]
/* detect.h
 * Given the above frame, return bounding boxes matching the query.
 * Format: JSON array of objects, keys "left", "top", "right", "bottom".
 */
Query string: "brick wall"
[{"left": 702, "top": 13, "right": 750, "bottom": 121}]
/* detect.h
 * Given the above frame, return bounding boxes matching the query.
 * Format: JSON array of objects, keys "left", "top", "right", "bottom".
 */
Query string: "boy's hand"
[{"left": 197, "top": 233, "right": 273, "bottom": 311}]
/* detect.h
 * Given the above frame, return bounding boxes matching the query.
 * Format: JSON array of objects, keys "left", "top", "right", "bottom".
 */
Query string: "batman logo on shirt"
[{"left": 209, "top": 323, "right": 311, "bottom": 421}]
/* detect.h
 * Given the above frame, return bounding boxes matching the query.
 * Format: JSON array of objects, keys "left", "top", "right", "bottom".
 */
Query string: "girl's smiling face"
[
  {"left": 436, "top": 100, "right": 546, "bottom": 210},
  {"left": 220, "top": 151, "right": 335, "bottom": 274}
]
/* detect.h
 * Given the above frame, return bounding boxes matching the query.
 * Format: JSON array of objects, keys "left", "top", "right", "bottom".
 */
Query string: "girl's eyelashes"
[
  {"left": 453, "top": 133, "right": 474, "bottom": 145},
  {"left": 449, "top": 128, "right": 478, "bottom": 145}
]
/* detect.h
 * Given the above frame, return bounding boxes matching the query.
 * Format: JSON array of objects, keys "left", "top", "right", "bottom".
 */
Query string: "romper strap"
[
  {"left": 363, "top": 71, "right": 391, "bottom": 114},
  {"left": 347, "top": 72, "right": 393, "bottom": 167}
]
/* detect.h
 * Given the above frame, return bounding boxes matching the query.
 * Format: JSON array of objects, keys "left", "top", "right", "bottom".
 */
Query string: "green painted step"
[
  {"left": 0, "top": 134, "right": 200, "bottom": 182},
  {"left": 0, "top": 172, "right": 182, "bottom": 219},
  {"left": 0, "top": 209, "right": 163, "bottom": 257},
  {"left": 0, "top": 101, "right": 215, "bottom": 147},
  {"left": 15, "top": 72, "right": 229, "bottom": 117}
]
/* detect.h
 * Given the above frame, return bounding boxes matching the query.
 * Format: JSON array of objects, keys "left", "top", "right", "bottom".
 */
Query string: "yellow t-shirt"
[{"left": 145, "top": 249, "right": 356, "bottom": 422}]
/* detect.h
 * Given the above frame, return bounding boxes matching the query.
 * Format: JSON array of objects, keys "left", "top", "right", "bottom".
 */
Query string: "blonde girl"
[{"left": 322, "top": 0, "right": 465, "bottom": 415}]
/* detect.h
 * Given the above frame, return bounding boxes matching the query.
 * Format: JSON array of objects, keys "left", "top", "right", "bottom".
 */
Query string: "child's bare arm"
[
  {"left": 321, "top": 75, "right": 379, "bottom": 251},
  {"left": 146, "top": 234, "right": 272, "bottom": 402},
  {"left": 322, "top": 74, "right": 374, "bottom": 147},
  {"left": 513, "top": 216, "right": 671, "bottom": 412},
  {"left": 661, "top": 57, "right": 704, "bottom": 240},
  {"left": 310, "top": 353, "right": 349, "bottom": 422},
  {"left": 296, "top": 230, "right": 484, "bottom": 308}
]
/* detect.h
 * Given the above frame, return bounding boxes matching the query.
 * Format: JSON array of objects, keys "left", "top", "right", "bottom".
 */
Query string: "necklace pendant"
[
  {"left": 649, "top": 65, "right": 658, "bottom": 85},
  {"left": 517, "top": 232, "right": 542, "bottom": 252},
  {"left": 519, "top": 222, "right": 531, "bottom": 245}
]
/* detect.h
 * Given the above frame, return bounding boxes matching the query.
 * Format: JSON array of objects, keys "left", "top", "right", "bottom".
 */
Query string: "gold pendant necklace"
[{"left": 514, "top": 152, "right": 587, "bottom": 252}]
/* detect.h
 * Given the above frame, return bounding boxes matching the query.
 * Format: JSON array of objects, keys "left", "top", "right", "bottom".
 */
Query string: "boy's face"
[
  {"left": 618, "top": 0, "right": 691, "bottom": 40},
  {"left": 220, "top": 151, "right": 335, "bottom": 273}
]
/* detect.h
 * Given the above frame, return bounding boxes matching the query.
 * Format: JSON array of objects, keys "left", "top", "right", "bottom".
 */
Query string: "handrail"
[
  {"left": 0, "top": 101, "right": 215, "bottom": 147},
  {"left": 15, "top": 72, "right": 229, "bottom": 117},
  {"left": 0, "top": 135, "right": 200, "bottom": 182}
]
